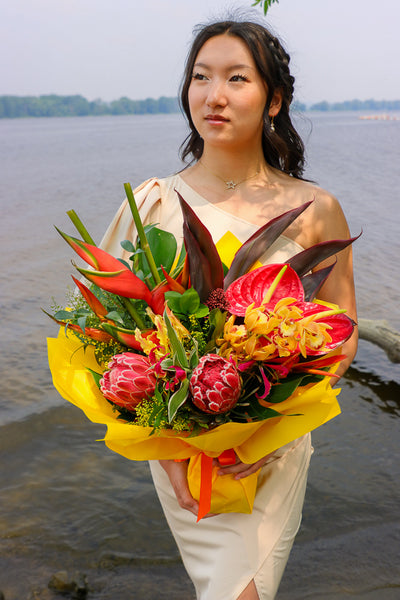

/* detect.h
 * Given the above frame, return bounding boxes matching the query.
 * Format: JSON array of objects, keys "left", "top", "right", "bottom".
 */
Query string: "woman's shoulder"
[
  {"left": 277, "top": 174, "right": 348, "bottom": 246},
  {"left": 132, "top": 173, "right": 181, "bottom": 198}
]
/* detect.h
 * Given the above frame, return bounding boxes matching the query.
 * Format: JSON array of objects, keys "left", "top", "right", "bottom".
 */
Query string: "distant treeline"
[
  {"left": 308, "top": 99, "right": 400, "bottom": 111},
  {"left": 0, "top": 94, "right": 399, "bottom": 119},
  {"left": 0, "top": 94, "right": 180, "bottom": 118}
]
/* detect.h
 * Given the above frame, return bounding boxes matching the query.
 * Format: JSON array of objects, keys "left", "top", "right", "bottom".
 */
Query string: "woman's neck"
[{"left": 199, "top": 146, "right": 266, "bottom": 183}]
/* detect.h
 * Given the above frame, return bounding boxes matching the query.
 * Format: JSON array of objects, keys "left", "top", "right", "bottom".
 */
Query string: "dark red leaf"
[
  {"left": 176, "top": 190, "right": 224, "bottom": 293},
  {"left": 287, "top": 233, "right": 362, "bottom": 277},
  {"left": 224, "top": 201, "right": 313, "bottom": 287}
]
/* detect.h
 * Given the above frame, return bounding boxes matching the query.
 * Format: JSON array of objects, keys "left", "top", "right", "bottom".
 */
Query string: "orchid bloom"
[
  {"left": 134, "top": 307, "right": 190, "bottom": 360},
  {"left": 220, "top": 264, "right": 354, "bottom": 363}
]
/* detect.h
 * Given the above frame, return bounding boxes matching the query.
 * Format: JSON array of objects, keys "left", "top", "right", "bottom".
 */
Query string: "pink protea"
[
  {"left": 100, "top": 353, "right": 156, "bottom": 411},
  {"left": 189, "top": 354, "right": 241, "bottom": 414}
]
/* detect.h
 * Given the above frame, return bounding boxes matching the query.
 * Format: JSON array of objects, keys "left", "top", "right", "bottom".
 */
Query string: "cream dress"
[{"left": 100, "top": 174, "right": 313, "bottom": 600}]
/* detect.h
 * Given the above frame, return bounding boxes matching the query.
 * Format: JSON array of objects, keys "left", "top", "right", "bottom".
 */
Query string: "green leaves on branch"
[
  {"left": 252, "top": 0, "right": 279, "bottom": 14},
  {"left": 165, "top": 288, "right": 209, "bottom": 320}
]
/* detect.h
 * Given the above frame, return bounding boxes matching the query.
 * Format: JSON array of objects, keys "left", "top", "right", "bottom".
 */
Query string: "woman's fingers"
[
  {"left": 159, "top": 459, "right": 217, "bottom": 518},
  {"left": 217, "top": 452, "right": 276, "bottom": 480},
  {"left": 159, "top": 459, "right": 199, "bottom": 516}
]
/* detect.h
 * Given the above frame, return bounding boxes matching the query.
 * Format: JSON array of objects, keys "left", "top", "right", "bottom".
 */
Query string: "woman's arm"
[{"left": 310, "top": 191, "right": 358, "bottom": 378}]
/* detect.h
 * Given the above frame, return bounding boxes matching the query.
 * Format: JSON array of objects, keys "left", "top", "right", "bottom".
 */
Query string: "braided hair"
[{"left": 180, "top": 20, "right": 306, "bottom": 179}]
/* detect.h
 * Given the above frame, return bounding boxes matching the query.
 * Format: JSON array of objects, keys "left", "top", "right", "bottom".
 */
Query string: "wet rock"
[
  {"left": 48, "top": 571, "right": 88, "bottom": 598},
  {"left": 28, "top": 588, "right": 53, "bottom": 600}
]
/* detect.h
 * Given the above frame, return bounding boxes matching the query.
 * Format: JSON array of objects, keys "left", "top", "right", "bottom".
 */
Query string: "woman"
[{"left": 101, "top": 19, "right": 357, "bottom": 600}]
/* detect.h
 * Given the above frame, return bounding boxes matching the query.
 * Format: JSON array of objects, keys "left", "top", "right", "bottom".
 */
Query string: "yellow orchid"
[
  {"left": 135, "top": 307, "right": 190, "bottom": 360},
  {"left": 217, "top": 292, "right": 350, "bottom": 364}
]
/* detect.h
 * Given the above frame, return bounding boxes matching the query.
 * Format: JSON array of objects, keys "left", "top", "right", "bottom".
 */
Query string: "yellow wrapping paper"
[{"left": 47, "top": 328, "right": 341, "bottom": 514}]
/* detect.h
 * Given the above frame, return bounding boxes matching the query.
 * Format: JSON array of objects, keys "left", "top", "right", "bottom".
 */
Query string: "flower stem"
[
  {"left": 124, "top": 182, "right": 162, "bottom": 285},
  {"left": 67, "top": 210, "right": 96, "bottom": 245},
  {"left": 121, "top": 297, "right": 146, "bottom": 330}
]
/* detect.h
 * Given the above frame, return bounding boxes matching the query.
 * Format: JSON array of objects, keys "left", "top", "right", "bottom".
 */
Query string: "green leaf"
[
  {"left": 204, "top": 308, "right": 226, "bottom": 352},
  {"left": 87, "top": 368, "right": 103, "bottom": 388},
  {"left": 54, "top": 309, "right": 76, "bottom": 320},
  {"left": 179, "top": 287, "right": 200, "bottom": 314},
  {"left": 164, "top": 290, "right": 183, "bottom": 313},
  {"left": 189, "top": 344, "right": 199, "bottom": 369},
  {"left": 146, "top": 227, "right": 177, "bottom": 274},
  {"left": 77, "top": 315, "right": 87, "bottom": 333},
  {"left": 266, "top": 376, "right": 306, "bottom": 404},
  {"left": 143, "top": 223, "right": 158, "bottom": 234},
  {"left": 168, "top": 379, "right": 189, "bottom": 422},
  {"left": 194, "top": 305, "right": 209, "bottom": 318},
  {"left": 120, "top": 239, "right": 136, "bottom": 252},
  {"left": 105, "top": 310, "right": 125, "bottom": 324},
  {"left": 118, "top": 258, "right": 132, "bottom": 270},
  {"left": 163, "top": 309, "right": 189, "bottom": 368}
]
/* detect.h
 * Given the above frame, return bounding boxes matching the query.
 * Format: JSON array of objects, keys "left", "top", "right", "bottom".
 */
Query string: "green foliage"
[
  {"left": 0, "top": 94, "right": 180, "bottom": 119},
  {"left": 309, "top": 98, "right": 400, "bottom": 111},
  {"left": 252, "top": 0, "right": 279, "bottom": 15},
  {"left": 3, "top": 93, "right": 399, "bottom": 119},
  {"left": 165, "top": 288, "right": 209, "bottom": 320},
  {"left": 168, "top": 379, "right": 189, "bottom": 422}
]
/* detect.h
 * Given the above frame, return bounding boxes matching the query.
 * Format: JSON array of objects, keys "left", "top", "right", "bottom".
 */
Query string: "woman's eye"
[
  {"left": 192, "top": 72, "right": 208, "bottom": 81},
  {"left": 230, "top": 74, "right": 249, "bottom": 82}
]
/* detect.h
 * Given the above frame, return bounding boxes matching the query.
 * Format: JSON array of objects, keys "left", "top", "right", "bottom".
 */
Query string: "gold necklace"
[{"left": 199, "top": 160, "right": 260, "bottom": 191}]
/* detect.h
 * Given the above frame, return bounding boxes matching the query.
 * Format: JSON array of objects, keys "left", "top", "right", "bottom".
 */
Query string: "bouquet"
[{"left": 46, "top": 183, "right": 357, "bottom": 519}]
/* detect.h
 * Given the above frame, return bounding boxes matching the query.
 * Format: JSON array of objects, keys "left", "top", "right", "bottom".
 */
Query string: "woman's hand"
[
  {"left": 159, "top": 459, "right": 217, "bottom": 518},
  {"left": 216, "top": 451, "right": 276, "bottom": 480},
  {"left": 159, "top": 459, "right": 199, "bottom": 515}
]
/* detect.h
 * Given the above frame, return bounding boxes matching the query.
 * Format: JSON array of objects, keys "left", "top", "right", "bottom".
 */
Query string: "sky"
[{"left": 0, "top": 0, "right": 398, "bottom": 105}]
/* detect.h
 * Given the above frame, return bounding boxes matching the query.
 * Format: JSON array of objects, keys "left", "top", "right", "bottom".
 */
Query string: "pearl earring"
[{"left": 270, "top": 116, "right": 275, "bottom": 132}]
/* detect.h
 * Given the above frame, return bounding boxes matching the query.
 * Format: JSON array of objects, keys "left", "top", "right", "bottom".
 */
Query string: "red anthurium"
[
  {"left": 294, "top": 353, "right": 347, "bottom": 370},
  {"left": 295, "top": 301, "right": 355, "bottom": 354},
  {"left": 226, "top": 264, "right": 304, "bottom": 317}
]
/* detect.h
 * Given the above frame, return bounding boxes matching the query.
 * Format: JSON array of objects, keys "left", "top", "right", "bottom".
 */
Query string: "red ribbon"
[{"left": 196, "top": 448, "right": 236, "bottom": 522}]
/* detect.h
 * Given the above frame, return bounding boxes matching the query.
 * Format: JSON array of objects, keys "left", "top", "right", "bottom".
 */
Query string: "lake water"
[{"left": 0, "top": 113, "right": 399, "bottom": 599}]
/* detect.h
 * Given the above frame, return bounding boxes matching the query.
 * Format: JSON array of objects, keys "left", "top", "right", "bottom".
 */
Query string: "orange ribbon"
[{"left": 196, "top": 449, "right": 237, "bottom": 522}]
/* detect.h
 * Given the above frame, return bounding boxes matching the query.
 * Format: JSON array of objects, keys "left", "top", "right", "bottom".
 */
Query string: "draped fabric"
[{"left": 100, "top": 174, "right": 312, "bottom": 600}]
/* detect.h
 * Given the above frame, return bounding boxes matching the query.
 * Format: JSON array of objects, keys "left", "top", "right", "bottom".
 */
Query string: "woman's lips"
[{"left": 205, "top": 114, "right": 229, "bottom": 124}]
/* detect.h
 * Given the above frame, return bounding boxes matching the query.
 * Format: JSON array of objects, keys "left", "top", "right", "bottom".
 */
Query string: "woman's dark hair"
[{"left": 180, "top": 20, "right": 306, "bottom": 179}]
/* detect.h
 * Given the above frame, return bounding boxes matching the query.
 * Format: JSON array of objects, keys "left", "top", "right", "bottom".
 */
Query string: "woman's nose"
[{"left": 206, "top": 80, "right": 227, "bottom": 108}]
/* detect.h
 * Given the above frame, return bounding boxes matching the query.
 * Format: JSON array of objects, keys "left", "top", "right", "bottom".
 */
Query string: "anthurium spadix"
[
  {"left": 225, "top": 264, "right": 304, "bottom": 315},
  {"left": 56, "top": 228, "right": 152, "bottom": 304}
]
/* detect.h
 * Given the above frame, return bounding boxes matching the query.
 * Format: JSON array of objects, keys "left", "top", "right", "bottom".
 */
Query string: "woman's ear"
[{"left": 268, "top": 89, "right": 283, "bottom": 117}]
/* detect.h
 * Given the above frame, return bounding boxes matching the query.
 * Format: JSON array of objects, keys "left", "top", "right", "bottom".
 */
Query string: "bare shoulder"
[
  {"left": 280, "top": 175, "right": 350, "bottom": 246},
  {"left": 310, "top": 184, "right": 350, "bottom": 242}
]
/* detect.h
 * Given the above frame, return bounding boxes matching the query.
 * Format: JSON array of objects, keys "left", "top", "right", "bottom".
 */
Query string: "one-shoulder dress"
[{"left": 100, "top": 174, "right": 313, "bottom": 600}]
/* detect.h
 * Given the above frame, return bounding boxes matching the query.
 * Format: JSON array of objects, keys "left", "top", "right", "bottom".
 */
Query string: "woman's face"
[{"left": 188, "top": 34, "right": 270, "bottom": 152}]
